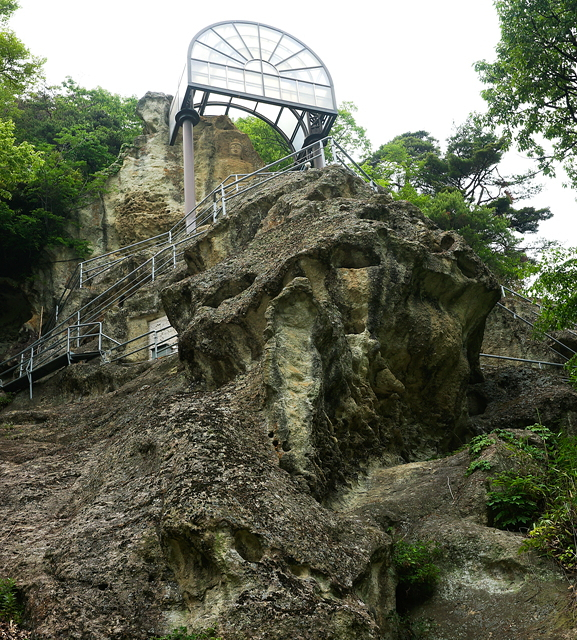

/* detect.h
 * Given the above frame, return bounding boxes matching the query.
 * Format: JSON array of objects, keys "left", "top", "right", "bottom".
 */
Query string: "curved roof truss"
[{"left": 169, "top": 21, "right": 338, "bottom": 150}]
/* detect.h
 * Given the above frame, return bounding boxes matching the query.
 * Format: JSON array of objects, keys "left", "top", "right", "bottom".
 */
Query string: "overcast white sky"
[{"left": 10, "top": 0, "right": 577, "bottom": 247}]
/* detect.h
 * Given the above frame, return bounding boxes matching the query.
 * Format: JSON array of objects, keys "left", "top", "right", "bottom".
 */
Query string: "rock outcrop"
[
  {"left": 73, "top": 93, "right": 262, "bottom": 259},
  {"left": 1, "top": 165, "right": 576, "bottom": 640},
  {"left": 0, "top": 93, "right": 263, "bottom": 353}
]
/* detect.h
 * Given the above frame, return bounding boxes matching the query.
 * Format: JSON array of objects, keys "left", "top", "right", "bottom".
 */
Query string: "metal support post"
[
  {"left": 221, "top": 184, "right": 227, "bottom": 217},
  {"left": 79, "top": 263, "right": 83, "bottom": 289},
  {"left": 175, "top": 108, "right": 200, "bottom": 234},
  {"left": 151, "top": 256, "right": 155, "bottom": 282}
]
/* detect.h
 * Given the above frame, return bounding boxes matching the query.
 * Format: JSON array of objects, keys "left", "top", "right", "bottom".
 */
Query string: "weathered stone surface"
[
  {"left": 1, "top": 93, "right": 263, "bottom": 331},
  {"left": 163, "top": 165, "right": 501, "bottom": 495},
  {"left": 337, "top": 434, "right": 569, "bottom": 639},
  {"left": 481, "top": 295, "right": 568, "bottom": 367},
  {"left": 2, "top": 164, "right": 577, "bottom": 640},
  {"left": 72, "top": 94, "right": 263, "bottom": 257}
]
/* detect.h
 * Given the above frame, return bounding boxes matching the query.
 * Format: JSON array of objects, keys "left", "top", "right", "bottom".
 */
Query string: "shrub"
[
  {"left": 0, "top": 578, "right": 23, "bottom": 624},
  {"left": 475, "top": 425, "right": 577, "bottom": 573},
  {"left": 393, "top": 540, "right": 440, "bottom": 611}
]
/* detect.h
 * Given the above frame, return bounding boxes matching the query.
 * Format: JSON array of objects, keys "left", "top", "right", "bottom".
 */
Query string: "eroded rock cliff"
[{"left": 1, "top": 165, "right": 576, "bottom": 640}]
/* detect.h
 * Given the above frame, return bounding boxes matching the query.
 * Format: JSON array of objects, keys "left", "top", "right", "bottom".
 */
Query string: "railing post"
[
  {"left": 28, "top": 352, "right": 34, "bottom": 399},
  {"left": 76, "top": 311, "right": 81, "bottom": 348},
  {"left": 79, "top": 262, "right": 83, "bottom": 289},
  {"left": 172, "top": 245, "right": 177, "bottom": 269},
  {"left": 151, "top": 256, "right": 155, "bottom": 282},
  {"left": 213, "top": 193, "right": 218, "bottom": 223},
  {"left": 98, "top": 322, "right": 102, "bottom": 353},
  {"left": 168, "top": 230, "right": 172, "bottom": 244},
  {"left": 221, "top": 184, "right": 227, "bottom": 217},
  {"left": 153, "top": 331, "right": 158, "bottom": 360}
]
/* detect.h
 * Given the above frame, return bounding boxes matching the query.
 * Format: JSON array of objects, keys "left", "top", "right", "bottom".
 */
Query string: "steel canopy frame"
[{"left": 168, "top": 21, "right": 338, "bottom": 149}]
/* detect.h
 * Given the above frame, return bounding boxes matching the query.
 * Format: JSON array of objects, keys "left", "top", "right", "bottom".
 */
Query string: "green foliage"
[
  {"left": 364, "top": 121, "right": 550, "bottom": 283},
  {"left": 528, "top": 246, "right": 577, "bottom": 334},
  {"left": 0, "top": 118, "right": 43, "bottom": 197},
  {"left": 487, "top": 471, "right": 546, "bottom": 528},
  {"left": 150, "top": 627, "right": 221, "bottom": 640},
  {"left": 234, "top": 115, "right": 292, "bottom": 168},
  {"left": 419, "top": 190, "right": 528, "bottom": 281},
  {"left": 475, "top": 425, "right": 577, "bottom": 572},
  {"left": 235, "top": 101, "right": 371, "bottom": 167},
  {"left": 466, "top": 459, "right": 493, "bottom": 476},
  {"left": 393, "top": 540, "right": 440, "bottom": 600},
  {"left": 330, "top": 101, "right": 372, "bottom": 161},
  {"left": 0, "top": 79, "right": 141, "bottom": 278},
  {"left": 476, "top": 0, "right": 577, "bottom": 187},
  {"left": 0, "top": 1, "right": 44, "bottom": 114},
  {"left": 0, "top": 578, "right": 23, "bottom": 624},
  {"left": 526, "top": 246, "right": 577, "bottom": 390},
  {"left": 468, "top": 433, "right": 494, "bottom": 458}
]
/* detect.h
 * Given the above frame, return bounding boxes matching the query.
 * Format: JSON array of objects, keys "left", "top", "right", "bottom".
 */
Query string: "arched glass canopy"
[{"left": 169, "top": 21, "right": 338, "bottom": 151}]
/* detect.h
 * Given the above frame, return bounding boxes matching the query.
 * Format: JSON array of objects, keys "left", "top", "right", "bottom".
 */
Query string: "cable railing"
[
  {"left": 8, "top": 135, "right": 573, "bottom": 396},
  {"left": 1, "top": 137, "right": 373, "bottom": 394},
  {"left": 40, "top": 137, "right": 347, "bottom": 333}
]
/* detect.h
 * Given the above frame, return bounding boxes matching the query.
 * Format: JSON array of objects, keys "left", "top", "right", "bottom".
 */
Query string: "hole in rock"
[
  {"left": 288, "top": 563, "right": 310, "bottom": 577},
  {"left": 467, "top": 388, "right": 488, "bottom": 416},
  {"left": 234, "top": 529, "right": 264, "bottom": 563},
  {"left": 97, "top": 583, "right": 109, "bottom": 591},
  {"left": 204, "top": 273, "right": 257, "bottom": 308},
  {"left": 440, "top": 234, "right": 455, "bottom": 251},
  {"left": 331, "top": 245, "right": 380, "bottom": 269},
  {"left": 455, "top": 251, "right": 478, "bottom": 278}
]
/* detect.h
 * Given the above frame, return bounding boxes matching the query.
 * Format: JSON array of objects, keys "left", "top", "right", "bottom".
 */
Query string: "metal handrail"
[
  {"left": 17, "top": 138, "right": 577, "bottom": 397},
  {"left": 480, "top": 353, "right": 566, "bottom": 368}
]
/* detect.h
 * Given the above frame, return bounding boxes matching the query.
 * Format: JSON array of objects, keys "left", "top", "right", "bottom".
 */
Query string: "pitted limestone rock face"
[
  {"left": 2, "top": 164, "right": 574, "bottom": 640},
  {"left": 162, "top": 165, "right": 501, "bottom": 498},
  {"left": 73, "top": 92, "right": 184, "bottom": 255},
  {"left": 193, "top": 114, "right": 263, "bottom": 200},
  {"left": 72, "top": 95, "right": 262, "bottom": 256}
]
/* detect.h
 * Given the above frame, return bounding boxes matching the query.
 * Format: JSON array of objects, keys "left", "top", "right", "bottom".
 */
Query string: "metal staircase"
[
  {"left": 3, "top": 132, "right": 569, "bottom": 399},
  {"left": 0, "top": 137, "right": 376, "bottom": 397}
]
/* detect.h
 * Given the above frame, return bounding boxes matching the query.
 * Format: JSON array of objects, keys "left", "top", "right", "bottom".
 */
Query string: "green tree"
[
  {"left": 234, "top": 115, "right": 292, "bottom": 167},
  {"left": 528, "top": 247, "right": 577, "bottom": 386},
  {"left": 235, "top": 101, "right": 372, "bottom": 166},
  {"left": 330, "top": 101, "right": 372, "bottom": 161},
  {"left": 0, "top": 80, "right": 142, "bottom": 278},
  {"left": 366, "top": 130, "right": 440, "bottom": 193},
  {"left": 475, "top": 0, "right": 577, "bottom": 186},
  {"left": 0, "top": 118, "right": 42, "bottom": 197},
  {"left": 421, "top": 190, "right": 527, "bottom": 281},
  {"left": 0, "top": 0, "right": 44, "bottom": 113}
]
